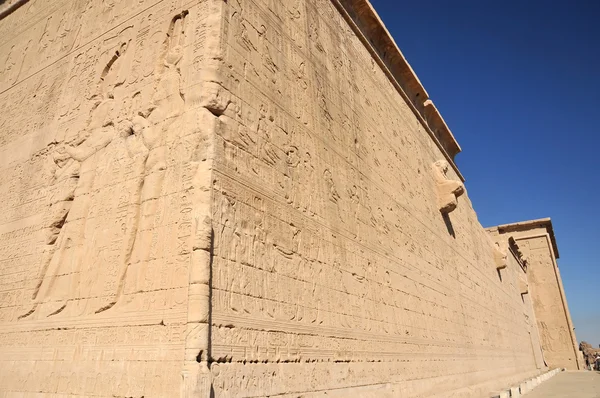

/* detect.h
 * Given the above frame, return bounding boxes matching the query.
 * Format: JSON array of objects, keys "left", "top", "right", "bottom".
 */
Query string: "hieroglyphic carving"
[
  {"left": 1, "top": 1, "right": 221, "bottom": 396},
  {"left": 101, "top": 11, "right": 189, "bottom": 313},
  {"left": 18, "top": 11, "right": 197, "bottom": 318},
  {"left": 37, "top": 10, "right": 81, "bottom": 62},
  {"left": 1, "top": 43, "right": 25, "bottom": 87},
  {"left": 0, "top": 0, "right": 568, "bottom": 395},
  {"left": 432, "top": 159, "right": 464, "bottom": 213},
  {"left": 204, "top": 0, "right": 552, "bottom": 393},
  {"left": 20, "top": 34, "right": 132, "bottom": 319}
]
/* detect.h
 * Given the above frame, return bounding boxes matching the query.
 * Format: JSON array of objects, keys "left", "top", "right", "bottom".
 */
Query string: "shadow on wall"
[{"left": 442, "top": 213, "right": 455, "bottom": 238}]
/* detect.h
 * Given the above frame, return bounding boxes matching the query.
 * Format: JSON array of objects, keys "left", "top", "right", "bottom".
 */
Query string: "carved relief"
[
  {"left": 0, "top": 0, "right": 572, "bottom": 395},
  {"left": 37, "top": 11, "right": 81, "bottom": 63},
  {"left": 20, "top": 35, "right": 131, "bottom": 319},
  {"left": 18, "top": 11, "right": 194, "bottom": 319},
  {"left": 96, "top": 10, "right": 190, "bottom": 313},
  {"left": 128, "top": 13, "right": 163, "bottom": 85},
  {"left": 432, "top": 159, "right": 464, "bottom": 213},
  {"left": 493, "top": 240, "right": 508, "bottom": 270}
]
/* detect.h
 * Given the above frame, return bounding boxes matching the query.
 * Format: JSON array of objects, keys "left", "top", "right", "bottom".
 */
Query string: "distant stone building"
[
  {"left": 0, "top": 0, "right": 581, "bottom": 396},
  {"left": 487, "top": 219, "right": 582, "bottom": 371},
  {"left": 580, "top": 341, "right": 600, "bottom": 369}
]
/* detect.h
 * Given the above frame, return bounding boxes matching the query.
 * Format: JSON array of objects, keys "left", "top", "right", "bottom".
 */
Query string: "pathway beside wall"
[{"left": 525, "top": 372, "right": 600, "bottom": 398}]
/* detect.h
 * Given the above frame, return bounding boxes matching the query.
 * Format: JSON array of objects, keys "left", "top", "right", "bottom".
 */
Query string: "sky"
[{"left": 369, "top": 0, "right": 600, "bottom": 346}]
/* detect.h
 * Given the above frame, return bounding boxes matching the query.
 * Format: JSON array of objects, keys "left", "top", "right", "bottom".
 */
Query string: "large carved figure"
[
  {"left": 432, "top": 159, "right": 464, "bottom": 213},
  {"left": 20, "top": 41, "right": 129, "bottom": 318},
  {"left": 493, "top": 240, "right": 508, "bottom": 270},
  {"left": 19, "top": 12, "right": 194, "bottom": 319},
  {"left": 99, "top": 12, "right": 188, "bottom": 313}
]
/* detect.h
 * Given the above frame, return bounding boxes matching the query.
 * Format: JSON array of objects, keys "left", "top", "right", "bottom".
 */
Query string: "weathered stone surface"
[
  {"left": 0, "top": 0, "right": 221, "bottom": 396},
  {"left": 493, "top": 240, "right": 509, "bottom": 271},
  {"left": 433, "top": 159, "right": 465, "bottom": 213},
  {"left": 0, "top": 0, "right": 579, "bottom": 396},
  {"left": 488, "top": 219, "right": 582, "bottom": 371}
]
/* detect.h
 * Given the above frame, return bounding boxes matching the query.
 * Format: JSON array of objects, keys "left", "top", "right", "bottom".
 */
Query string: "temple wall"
[
  {"left": 0, "top": 0, "right": 569, "bottom": 397},
  {"left": 504, "top": 241, "right": 546, "bottom": 371},
  {"left": 0, "top": 0, "right": 221, "bottom": 396},
  {"left": 209, "top": 0, "right": 547, "bottom": 396},
  {"left": 491, "top": 224, "right": 581, "bottom": 371}
]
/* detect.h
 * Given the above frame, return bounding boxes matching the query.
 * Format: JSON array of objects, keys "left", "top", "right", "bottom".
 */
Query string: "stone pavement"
[{"left": 526, "top": 371, "right": 600, "bottom": 398}]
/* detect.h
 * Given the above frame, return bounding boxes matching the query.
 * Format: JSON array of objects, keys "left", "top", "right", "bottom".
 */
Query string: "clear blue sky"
[{"left": 370, "top": 0, "right": 600, "bottom": 346}]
